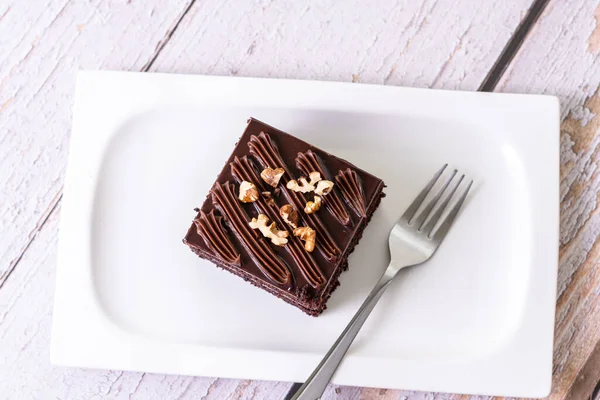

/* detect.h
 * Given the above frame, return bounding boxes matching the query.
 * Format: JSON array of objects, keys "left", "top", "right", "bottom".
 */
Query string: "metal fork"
[{"left": 290, "top": 164, "right": 473, "bottom": 400}]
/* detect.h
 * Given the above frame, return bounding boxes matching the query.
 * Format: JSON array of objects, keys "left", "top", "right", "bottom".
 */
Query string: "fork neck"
[{"left": 377, "top": 263, "right": 400, "bottom": 287}]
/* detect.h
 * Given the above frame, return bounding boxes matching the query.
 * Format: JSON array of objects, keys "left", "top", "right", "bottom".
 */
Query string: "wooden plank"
[
  {"left": 479, "top": 0, "right": 552, "bottom": 91},
  {"left": 495, "top": 0, "right": 600, "bottom": 398},
  {"left": 150, "top": 0, "right": 532, "bottom": 90},
  {"left": 563, "top": 339, "right": 600, "bottom": 400},
  {"left": 0, "top": 0, "right": 543, "bottom": 398},
  {"left": 0, "top": 0, "right": 193, "bottom": 284}
]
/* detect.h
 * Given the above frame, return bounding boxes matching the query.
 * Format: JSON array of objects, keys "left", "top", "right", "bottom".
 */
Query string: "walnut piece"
[
  {"left": 286, "top": 171, "right": 322, "bottom": 193},
  {"left": 262, "top": 191, "right": 276, "bottom": 206},
  {"left": 249, "top": 214, "right": 289, "bottom": 246},
  {"left": 280, "top": 204, "right": 299, "bottom": 228},
  {"left": 304, "top": 196, "right": 322, "bottom": 214},
  {"left": 308, "top": 171, "right": 321, "bottom": 184},
  {"left": 293, "top": 226, "right": 316, "bottom": 252},
  {"left": 261, "top": 167, "right": 285, "bottom": 188},
  {"left": 238, "top": 181, "right": 259, "bottom": 203},
  {"left": 315, "top": 180, "right": 334, "bottom": 196},
  {"left": 286, "top": 178, "right": 312, "bottom": 193}
]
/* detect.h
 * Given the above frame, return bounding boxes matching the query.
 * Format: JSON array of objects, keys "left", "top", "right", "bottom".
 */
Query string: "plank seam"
[
  {"left": 478, "top": 0, "right": 552, "bottom": 92},
  {"left": 142, "top": 0, "right": 197, "bottom": 72},
  {"left": 0, "top": 0, "right": 198, "bottom": 289},
  {"left": 0, "top": 192, "right": 62, "bottom": 290}
]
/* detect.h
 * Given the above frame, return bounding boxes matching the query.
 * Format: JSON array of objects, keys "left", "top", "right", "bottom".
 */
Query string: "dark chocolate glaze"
[
  {"left": 183, "top": 118, "right": 386, "bottom": 315},
  {"left": 193, "top": 210, "right": 241, "bottom": 266},
  {"left": 211, "top": 182, "right": 292, "bottom": 285},
  {"left": 248, "top": 133, "right": 340, "bottom": 261},
  {"left": 336, "top": 168, "right": 368, "bottom": 218},
  {"left": 296, "top": 150, "right": 351, "bottom": 226},
  {"left": 230, "top": 156, "right": 325, "bottom": 288}
]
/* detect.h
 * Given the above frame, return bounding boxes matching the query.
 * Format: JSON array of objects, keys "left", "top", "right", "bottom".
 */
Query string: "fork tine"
[
  {"left": 412, "top": 169, "right": 457, "bottom": 229},
  {"left": 401, "top": 164, "right": 448, "bottom": 223},
  {"left": 422, "top": 174, "right": 464, "bottom": 235},
  {"left": 431, "top": 179, "right": 473, "bottom": 242}
]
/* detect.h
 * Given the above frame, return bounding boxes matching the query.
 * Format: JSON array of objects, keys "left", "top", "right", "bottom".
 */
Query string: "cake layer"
[{"left": 183, "top": 118, "right": 385, "bottom": 315}]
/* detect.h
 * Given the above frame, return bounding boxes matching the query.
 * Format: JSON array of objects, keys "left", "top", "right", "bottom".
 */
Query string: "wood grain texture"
[
  {"left": 496, "top": 0, "right": 600, "bottom": 399},
  {"left": 563, "top": 340, "right": 600, "bottom": 400},
  {"left": 149, "top": 0, "right": 532, "bottom": 90},
  {"left": 0, "top": 0, "right": 192, "bottom": 284},
  {"left": 6, "top": 0, "right": 592, "bottom": 399}
]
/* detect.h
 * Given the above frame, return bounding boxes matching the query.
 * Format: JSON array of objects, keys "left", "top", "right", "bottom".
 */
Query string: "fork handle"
[{"left": 290, "top": 270, "right": 395, "bottom": 400}]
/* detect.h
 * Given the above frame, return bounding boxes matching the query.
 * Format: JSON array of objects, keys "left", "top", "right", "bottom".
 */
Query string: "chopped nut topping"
[
  {"left": 308, "top": 171, "right": 321, "bottom": 184},
  {"left": 286, "top": 178, "right": 312, "bottom": 193},
  {"left": 262, "top": 191, "right": 276, "bottom": 206},
  {"left": 304, "top": 196, "right": 322, "bottom": 214},
  {"left": 261, "top": 167, "right": 285, "bottom": 188},
  {"left": 293, "top": 226, "right": 316, "bottom": 252},
  {"left": 249, "top": 214, "right": 289, "bottom": 246},
  {"left": 238, "top": 181, "right": 259, "bottom": 203},
  {"left": 315, "top": 180, "right": 334, "bottom": 196},
  {"left": 280, "top": 204, "right": 299, "bottom": 228},
  {"left": 286, "top": 171, "right": 322, "bottom": 193}
]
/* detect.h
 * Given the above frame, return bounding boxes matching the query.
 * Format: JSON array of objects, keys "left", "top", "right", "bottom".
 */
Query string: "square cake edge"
[{"left": 183, "top": 118, "right": 386, "bottom": 316}]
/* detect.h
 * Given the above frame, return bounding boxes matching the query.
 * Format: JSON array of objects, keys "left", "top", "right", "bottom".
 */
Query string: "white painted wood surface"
[
  {"left": 0, "top": 0, "right": 194, "bottom": 282},
  {"left": 497, "top": 1, "right": 600, "bottom": 399},
  {"left": 2, "top": 0, "right": 599, "bottom": 399},
  {"left": 150, "top": 0, "right": 531, "bottom": 89}
]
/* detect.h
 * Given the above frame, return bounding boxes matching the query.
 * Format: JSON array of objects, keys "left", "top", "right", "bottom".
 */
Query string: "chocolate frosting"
[
  {"left": 248, "top": 132, "right": 340, "bottom": 261},
  {"left": 230, "top": 156, "right": 326, "bottom": 288},
  {"left": 336, "top": 168, "right": 367, "bottom": 218},
  {"left": 211, "top": 182, "right": 292, "bottom": 286},
  {"left": 296, "top": 150, "right": 351, "bottom": 226},
  {"left": 194, "top": 210, "right": 241, "bottom": 266},
  {"left": 184, "top": 118, "right": 386, "bottom": 306}
]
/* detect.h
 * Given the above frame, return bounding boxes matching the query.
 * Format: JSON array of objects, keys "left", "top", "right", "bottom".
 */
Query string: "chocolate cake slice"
[{"left": 183, "top": 118, "right": 385, "bottom": 316}]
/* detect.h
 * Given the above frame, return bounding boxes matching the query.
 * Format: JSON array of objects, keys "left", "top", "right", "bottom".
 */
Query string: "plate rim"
[{"left": 51, "top": 70, "right": 559, "bottom": 398}]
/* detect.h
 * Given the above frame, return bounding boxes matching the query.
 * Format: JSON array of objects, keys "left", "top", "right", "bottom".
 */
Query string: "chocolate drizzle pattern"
[
  {"left": 183, "top": 118, "right": 388, "bottom": 316},
  {"left": 230, "top": 156, "right": 266, "bottom": 193},
  {"left": 230, "top": 156, "right": 326, "bottom": 288},
  {"left": 296, "top": 150, "right": 351, "bottom": 226},
  {"left": 248, "top": 132, "right": 341, "bottom": 261},
  {"left": 193, "top": 210, "right": 241, "bottom": 266},
  {"left": 211, "top": 182, "right": 292, "bottom": 286},
  {"left": 336, "top": 168, "right": 367, "bottom": 218}
]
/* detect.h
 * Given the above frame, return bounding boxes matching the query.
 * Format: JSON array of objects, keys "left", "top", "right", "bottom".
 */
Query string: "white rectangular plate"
[{"left": 52, "top": 71, "right": 559, "bottom": 398}]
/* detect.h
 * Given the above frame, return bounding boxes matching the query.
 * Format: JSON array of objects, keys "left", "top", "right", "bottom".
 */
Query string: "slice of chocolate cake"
[{"left": 183, "top": 118, "right": 385, "bottom": 316}]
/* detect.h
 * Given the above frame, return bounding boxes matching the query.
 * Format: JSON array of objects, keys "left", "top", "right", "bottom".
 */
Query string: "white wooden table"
[{"left": 2, "top": 1, "right": 600, "bottom": 399}]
